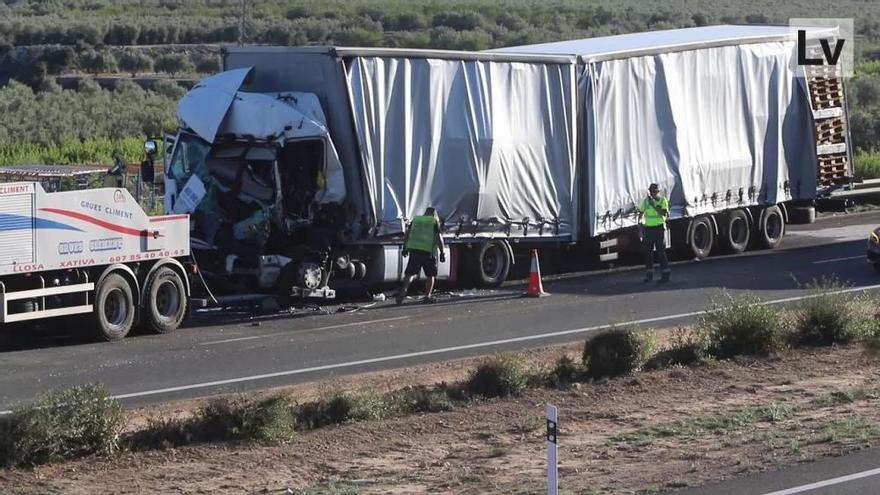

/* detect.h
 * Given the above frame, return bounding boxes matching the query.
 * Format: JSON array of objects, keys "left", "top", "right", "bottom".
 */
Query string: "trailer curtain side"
[
  {"left": 344, "top": 56, "right": 579, "bottom": 240},
  {"left": 585, "top": 41, "right": 817, "bottom": 236}
]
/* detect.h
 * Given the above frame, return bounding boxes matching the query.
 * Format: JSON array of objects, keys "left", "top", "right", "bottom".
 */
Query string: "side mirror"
[{"left": 144, "top": 139, "right": 158, "bottom": 156}]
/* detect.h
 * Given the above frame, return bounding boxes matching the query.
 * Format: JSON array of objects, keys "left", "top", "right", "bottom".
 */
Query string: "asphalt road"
[
  {"left": 671, "top": 447, "right": 880, "bottom": 495},
  {"left": 1, "top": 212, "right": 879, "bottom": 415}
]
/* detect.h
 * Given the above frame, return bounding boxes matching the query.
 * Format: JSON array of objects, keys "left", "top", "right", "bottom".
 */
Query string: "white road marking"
[
  {"left": 813, "top": 255, "right": 864, "bottom": 264},
  {"left": 199, "top": 316, "right": 410, "bottom": 345},
  {"left": 2, "top": 283, "right": 880, "bottom": 416},
  {"left": 760, "top": 466, "right": 880, "bottom": 495}
]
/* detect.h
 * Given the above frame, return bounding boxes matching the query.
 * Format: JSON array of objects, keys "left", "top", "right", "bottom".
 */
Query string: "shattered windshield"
[
  {"left": 168, "top": 133, "right": 210, "bottom": 183},
  {"left": 177, "top": 139, "right": 280, "bottom": 255}
]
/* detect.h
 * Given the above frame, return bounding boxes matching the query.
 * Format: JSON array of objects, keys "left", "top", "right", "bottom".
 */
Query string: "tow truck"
[{"left": 0, "top": 179, "right": 191, "bottom": 341}]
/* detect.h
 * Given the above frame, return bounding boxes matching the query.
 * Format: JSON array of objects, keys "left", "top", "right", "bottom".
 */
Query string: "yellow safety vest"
[
  {"left": 640, "top": 196, "right": 669, "bottom": 227},
  {"left": 405, "top": 215, "right": 438, "bottom": 253}
]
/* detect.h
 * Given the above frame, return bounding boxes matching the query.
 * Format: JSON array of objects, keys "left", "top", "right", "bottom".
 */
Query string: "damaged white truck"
[{"left": 161, "top": 25, "right": 852, "bottom": 300}]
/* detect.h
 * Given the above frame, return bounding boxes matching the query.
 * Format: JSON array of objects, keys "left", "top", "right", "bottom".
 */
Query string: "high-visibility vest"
[
  {"left": 405, "top": 215, "right": 438, "bottom": 253},
  {"left": 640, "top": 196, "right": 669, "bottom": 227}
]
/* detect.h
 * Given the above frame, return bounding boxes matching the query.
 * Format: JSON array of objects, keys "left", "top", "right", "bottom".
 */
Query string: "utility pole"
[{"left": 238, "top": 0, "right": 250, "bottom": 45}]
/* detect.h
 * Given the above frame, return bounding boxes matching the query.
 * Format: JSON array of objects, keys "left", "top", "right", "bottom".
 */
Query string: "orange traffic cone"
[{"left": 524, "top": 249, "right": 549, "bottom": 297}]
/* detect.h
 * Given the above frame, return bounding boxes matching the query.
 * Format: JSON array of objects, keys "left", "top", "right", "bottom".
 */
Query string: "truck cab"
[{"left": 162, "top": 68, "right": 353, "bottom": 299}]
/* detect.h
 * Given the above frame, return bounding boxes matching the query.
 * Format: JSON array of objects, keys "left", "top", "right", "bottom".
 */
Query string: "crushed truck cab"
[{"left": 0, "top": 182, "right": 191, "bottom": 340}]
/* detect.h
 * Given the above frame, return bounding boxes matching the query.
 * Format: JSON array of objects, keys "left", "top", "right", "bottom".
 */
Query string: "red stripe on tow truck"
[
  {"left": 150, "top": 214, "right": 189, "bottom": 222},
  {"left": 40, "top": 208, "right": 153, "bottom": 237}
]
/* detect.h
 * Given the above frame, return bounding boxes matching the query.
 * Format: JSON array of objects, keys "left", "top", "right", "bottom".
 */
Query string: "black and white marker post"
[{"left": 546, "top": 403, "right": 558, "bottom": 495}]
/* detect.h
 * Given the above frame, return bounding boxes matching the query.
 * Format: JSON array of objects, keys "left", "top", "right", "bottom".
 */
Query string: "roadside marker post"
[{"left": 546, "top": 403, "right": 558, "bottom": 495}]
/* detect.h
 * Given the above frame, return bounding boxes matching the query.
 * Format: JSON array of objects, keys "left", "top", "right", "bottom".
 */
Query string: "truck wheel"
[
  {"left": 472, "top": 240, "right": 511, "bottom": 288},
  {"left": 686, "top": 216, "right": 715, "bottom": 259},
  {"left": 757, "top": 206, "right": 785, "bottom": 249},
  {"left": 142, "top": 267, "right": 187, "bottom": 334},
  {"left": 787, "top": 205, "right": 816, "bottom": 225},
  {"left": 91, "top": 273, "right": 135, "bottom": 341},
  {"left": 722, "top": 210, "right": 751, "bottom": 254}
]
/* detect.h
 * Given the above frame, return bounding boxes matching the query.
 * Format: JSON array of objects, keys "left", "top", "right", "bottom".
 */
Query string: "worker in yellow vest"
[
  {"left": 638, "top": 183, "right": 670, "bottom": 283},
  {"left": 396, "top": 207, "right": 446, "bottom": 304}
]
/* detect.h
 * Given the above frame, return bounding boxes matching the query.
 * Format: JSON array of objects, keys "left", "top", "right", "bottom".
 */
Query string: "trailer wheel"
[
  {"left": 471, "top": 240, "right": 511, "bottom": 288},
  {"left": 91, "top": 273, "right": 135, "bottom": 341},
  {"left": 757, "top": 206, "right": 785, "bottom": 249},
  {"left": 722, "top": 210, "right": 751, "bottom": 254},
  {"left": 685, "top": 216, "right": 715, "bottom": 260},
  {"left": 142, "top": 267, "right": 187, "bottom": 334}
]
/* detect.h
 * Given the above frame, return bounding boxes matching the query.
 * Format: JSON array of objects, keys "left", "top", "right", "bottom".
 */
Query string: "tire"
[
  {"left": 142, "top": 266, "right": 187, "bottom": 334},
  {"left": 722, "top": 209, "right": 751, "bottom": 254},
  {"left": 787, "top": 205, "right": 816, "bottom": 225},
  {"left": 685, "top": 216, "right": 715, "bottom": 260},
  {"left": 873, "top": 263, "right": 880, "bottom": 274},
  {"left": 470, "top": 240, "right": 511, "bottom": 288},
  {"left": 757, "top": 205, "right": 785, "bottom": 250},
  {"left": 91, "top": 273, "right": 135, "bottom": 341}
]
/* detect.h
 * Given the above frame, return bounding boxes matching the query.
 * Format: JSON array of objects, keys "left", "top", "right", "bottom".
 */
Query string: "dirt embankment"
[{"left": 2, "top": 342, "right": 880, "bottom": 495}]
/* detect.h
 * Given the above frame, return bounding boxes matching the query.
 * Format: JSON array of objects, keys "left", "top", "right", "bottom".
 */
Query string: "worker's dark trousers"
[{"left": 642, "top": 225, "right": 670, "bottom": 274}]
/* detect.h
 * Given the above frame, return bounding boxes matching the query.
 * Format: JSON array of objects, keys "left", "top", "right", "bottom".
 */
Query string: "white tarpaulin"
[
  {"left": 584, "top": 41, "right": 817, "bottom": 235},
  {"left": 345, "top": 56, "right": 578, "bottom": 238},
  {"left": 492, "top": 26, "right": 825, "bottom": 237}
]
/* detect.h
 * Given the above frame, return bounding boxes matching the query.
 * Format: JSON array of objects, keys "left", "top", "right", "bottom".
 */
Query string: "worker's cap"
[{"left": 648, "top": 183, "right": 660, "bottom": 192}]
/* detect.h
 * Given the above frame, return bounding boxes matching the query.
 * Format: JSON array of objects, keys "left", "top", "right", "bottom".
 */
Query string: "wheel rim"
[
  {"left": 104, "top": 288, "right": 128, "bottom": 328},
  {"left": 766, "top": 213, "right": 782, "bottom": 240},
  {"left": 731, "top": 217, "right": 748, "bottom": 245},
  {"left": 482, "top": 245, "right": 505, "bottom": 280},
  {"left": 694, "top": 222, "right": 711, "bottom": 251},
  {"left": 155, "top": 280, "right": 181, "bottom": 318}
]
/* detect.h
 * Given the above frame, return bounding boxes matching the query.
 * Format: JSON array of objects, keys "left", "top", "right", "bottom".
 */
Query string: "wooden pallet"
[
  {"left": 815, "top": 116, "right": 847, "bottom": 144},
  {"left": 817, "top": 153, "right": 849, "bottom": 186},
  {"left": 808, "top": 76, "right": 844, "bottom": 109}
]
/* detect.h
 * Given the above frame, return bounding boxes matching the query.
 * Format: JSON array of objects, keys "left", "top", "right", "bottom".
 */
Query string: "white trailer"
[
  {"left": 160, "top": 25, "right": 851, "bottom": 297},
  {"left": 0, "top": 182, "right": 191, "bottom": 340}
]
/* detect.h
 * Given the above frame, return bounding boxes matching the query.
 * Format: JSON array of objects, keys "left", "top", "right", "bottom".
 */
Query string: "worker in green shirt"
[
  {"left": 396, "top": 207, "right": 446, "bottom": 304},
  {"left": 638, "top": 183, "right": 670, "bottom": 283}
]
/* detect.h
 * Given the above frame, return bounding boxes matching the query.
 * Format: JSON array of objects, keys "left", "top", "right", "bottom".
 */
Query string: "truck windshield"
[{"left": 167, "top": 133, "right": 210, "bottom": 183}]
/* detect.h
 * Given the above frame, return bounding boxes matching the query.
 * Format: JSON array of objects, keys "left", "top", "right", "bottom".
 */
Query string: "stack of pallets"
[{"left": 805, "top": 45, "right": 850, "bottom": 188}]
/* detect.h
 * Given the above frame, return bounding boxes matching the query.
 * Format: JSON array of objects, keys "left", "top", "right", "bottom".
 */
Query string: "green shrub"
[
  {"left": 465, "top": 353, "right": 530, "bottom": 398},
  {"left": 546, "top": 354, "right": 582, "bottom": 387},
  {"left": 390, "top": 385, "right": 455, "bottom": 414},
  {"left": 196, "top": 397, "right": 245, "bottom": 441},
  {"left": 700, "top": 292, "right": 785, "bottom": 358},
  {"left": 582, "top": 325, "right": 656, "bottom": 378},
  {"left": 125, "top": 416, "right": 192, "bottom": 451},
  {"left": 127, "top": 396, "right": 295, "bottom": 449},
  {"left": 645, "top": 326, "right": 710, "bottom": 369},
  {"left": 296, "top": 389, "right": 392, "bottom": 429},
  {"left": 194, "top": 396, "right": 296, "bottom": 444},
  {"left": 0, "top": 384, "right": 123, "bottom": 466},
  {"left": 796, "top": 278, "right": 877, "bottom": 345},
  {"left": 238, "top": 397, "right": 297, "bottom": 443},
  {"left": 296, "top": 391, "right": 352, "bottom": 429},
  {"left": 855, "top": 150, "right": 880, "bottom": 179},
  {"left": 347, "top": 391, "right": 393, "bottom": 421}
]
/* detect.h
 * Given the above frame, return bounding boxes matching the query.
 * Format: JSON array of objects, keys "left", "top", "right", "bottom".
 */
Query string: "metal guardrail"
[{"left": 831, "top": 178, "right": 880, "bottom": 200}]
